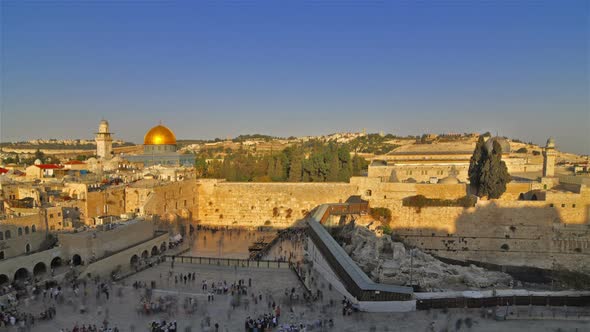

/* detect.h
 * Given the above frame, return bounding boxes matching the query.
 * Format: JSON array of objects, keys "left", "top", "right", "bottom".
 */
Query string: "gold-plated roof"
[{"left": 144, "top": 124, "right": 176, "bottom": 145}]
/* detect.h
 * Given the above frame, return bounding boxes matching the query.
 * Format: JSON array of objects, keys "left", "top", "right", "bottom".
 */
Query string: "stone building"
[
  {"left": 95, "top": 119, "right": 113, "bottom": 159},
  {"left": 368, "top": 137, "right": 542, "bottom": 183}
]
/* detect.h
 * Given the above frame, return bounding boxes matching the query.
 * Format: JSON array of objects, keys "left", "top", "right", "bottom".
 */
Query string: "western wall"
[
  {"left": 185, "top": 177, "right": 590, "bottom": 276},
  {"left": 195, "top": 179, "right": 358, "bottom": 227},
  {"left": 71, "top": 173, "right": 590, "bottom": 277}
]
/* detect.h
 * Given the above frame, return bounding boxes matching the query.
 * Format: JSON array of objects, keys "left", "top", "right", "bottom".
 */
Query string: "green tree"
[
  {"left": 195, "top": 156, "right": 208, "bottom": 178},
  {"left": 468, "top": 136, "right": 486, "bottom": 189},
  {"left": 288, "top": 152, "right": 303, "bottom": 182},
  {"left": 478, "top": 140, "right": 511, "bottom": 199},
  {"left": 352, "top": 154, "right": 368, "bottom": 176},
  {"left": 34, "top": 149, "right": 45, "bottom": 163}
]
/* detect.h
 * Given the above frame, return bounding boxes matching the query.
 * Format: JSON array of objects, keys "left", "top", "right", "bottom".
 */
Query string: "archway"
[
  {"left": 160, "top": 242, "right": 167, "bottom": 253},
  {"left": 50, "top": 257, "right": 62, "bottom": 269},
  {"left": 0, "top": 274, "right": 8, "bottom": 286},
  {"left": 33, "top": 262, "right": 47, "bottom": 276},
  {"left": 14, "top": 268, "right": 30, "bottom": 281},
  {"left": 130, "top": 255, "right": 139, "bottom": 267},
  {"left": 151, "top": 246, "right": 159, "bottom": 257},
  {"left": 518, "top": 193, "right": 525, "bottom": 200},
  {"left": 141, "top": 250, "right": 149, "bottom": 259},
  {"left": 72, "top": 254, "right": 82, "bottom": 266},
  {"left": 531, "top": 194, "right": 538, "bottom": 201}
]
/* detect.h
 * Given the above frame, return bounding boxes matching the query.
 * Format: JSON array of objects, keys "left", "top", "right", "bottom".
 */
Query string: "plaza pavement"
[{"left": 12, "top": 262, "right": 589, "bottom": 332}]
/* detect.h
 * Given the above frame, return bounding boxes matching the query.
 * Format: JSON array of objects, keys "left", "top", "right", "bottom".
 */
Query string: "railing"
[
  {"left": 162, "top": 255, "right": 291, "bottom": 269},
  {"left": 417, "top": 295, "right": 590, "bottom": 310}
]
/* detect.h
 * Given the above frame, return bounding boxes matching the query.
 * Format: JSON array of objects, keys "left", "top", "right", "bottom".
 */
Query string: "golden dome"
[{"left": 144, "top": 124, "right": 176, "bottom": 145}]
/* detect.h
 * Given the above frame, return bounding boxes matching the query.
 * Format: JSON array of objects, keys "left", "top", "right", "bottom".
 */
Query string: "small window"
[
  {"left": 18, "top": 228, "right": 22, "bottom": 236},
  {"left": 0, "top": 232, "right": 3, "bottom": 240},
  {"left": 549, "top": 203, "right": 554, "bottom": 207},
  {"left": 24, "top": 226, "right": 29, "bottom": 235},
  {"left": 5, "top": 231, "right": 11, "bottom": 239},
  {"left": 49, "top": 214, "right": 54, "bottom": 218},
  {"left": 25, "top": 244, "right": 31, "bottom": 253},
  {"left": 561, "top": 204, "right": 566, "bottom": 208},
  {"left": 573, "top": 204, "right": 576, "bottom": 208},
  {"left": 0, "top": 251, "right": 4, "bottom": 260},
  {"left": 57, "top": 212, "right": 61, "bottom": 217},
  {"left": 31, "top": 225, "right": 36, "bottom": 233}
]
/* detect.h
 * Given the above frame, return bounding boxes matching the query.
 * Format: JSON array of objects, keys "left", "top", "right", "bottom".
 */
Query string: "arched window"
[
  {"left": 31, "top": 225, "right": 36, "bottom": 233},
  {"left": 25, "top": 243, "right": 31, "bottom": 253},
  {"left": 25, "top": 226, "right": 29, "bottom": 235},
  {"left": 18, "top": 228, "right": 23, "bottom": 236},
  {"left": 5, "top": 230, "right": 10, "bottom": 239},
  {"left": 0, "top": 232, "right": 3, "bottom": 240}
]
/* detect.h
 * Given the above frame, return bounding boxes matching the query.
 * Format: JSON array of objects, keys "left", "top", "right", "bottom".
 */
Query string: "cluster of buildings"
[
  {"left": 367, "top": 136, "right": 571, "bottom": 184},
  {"left": 0, "top": 119, "right": 588, "bottom": 295},
  {"left": 0, "top": 121, "right": 197, "bottom": 286}
]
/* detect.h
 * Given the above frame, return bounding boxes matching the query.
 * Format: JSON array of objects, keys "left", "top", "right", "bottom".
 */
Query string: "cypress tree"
[
  {"left": 476, "top": 140, "right": 511, "bottom": 199},
  {"left": 468, "top": 136, "right": 486, "bottom": 191}
]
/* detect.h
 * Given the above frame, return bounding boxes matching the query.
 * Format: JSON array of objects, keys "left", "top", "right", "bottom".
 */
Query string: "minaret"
[
  {"left": 542, "top": 137, "right": 556, "bottom": 177},
  {"left": 95, "top": 120, "right": 113, "bottom": 159}
]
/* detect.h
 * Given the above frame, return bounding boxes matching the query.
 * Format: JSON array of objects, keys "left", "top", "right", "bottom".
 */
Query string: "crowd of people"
[
  {"left": 0, "top": 227, "right": 354, "bottom": 331},
  {"left": 137, "top": 295, "right": 178, "bottom": 315},
  {"left": 244, "top": 312, "right": 279, "bottom": 331},
  {"left": 148, "top": 319, "right": 178, "bottom": 332},
  {"left": 60, "top": 323, "right": 120, "bottom": 332}
]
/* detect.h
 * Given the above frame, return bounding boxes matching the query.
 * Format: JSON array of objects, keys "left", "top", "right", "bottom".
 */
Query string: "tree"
[
  {"left": 195, "top": 156, "right": 208, "bottom": 178},
  {"left": 288, "top": 152, "right": 303, "bottom": 182},
  {"left": 468, "top": 136, "right": 486, "bottom": 189},
  {"left": 479, "top": 141, "right": 511, "bottom": 198},
  {"left": 352, "top": 154, "right": 368, "bottom": 176}
]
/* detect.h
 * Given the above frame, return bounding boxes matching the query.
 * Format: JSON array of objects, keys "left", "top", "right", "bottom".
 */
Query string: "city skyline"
[{"left": 1, "top": 1, "right": 589, "bottom": 154}]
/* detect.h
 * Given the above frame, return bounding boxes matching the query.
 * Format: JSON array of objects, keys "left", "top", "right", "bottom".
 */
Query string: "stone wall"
[
  {"left": 86, "top": 186, "right": 126, "bottom": 224},
  {"left": 58, "top": 221, "right": 155, "bottom": 264},
  {"left": 80, "top": 232, "right": 169, "bottom": 280},
  {"left": 126, "top": 180, "right": 199, "bottom": 221},
  {"left": 196, "top": 180, "right": 358, "bottom": 227},
  {"left": 0, "top": 213, "right": 47, "bottom": 259},
  {"left": 386, "top": 200, "right": 590, "bottom": 274}
]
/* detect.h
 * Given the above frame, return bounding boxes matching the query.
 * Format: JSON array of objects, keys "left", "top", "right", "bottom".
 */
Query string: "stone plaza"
[{"left": 3, "top": 246, "right": 589, "bottom": 331}]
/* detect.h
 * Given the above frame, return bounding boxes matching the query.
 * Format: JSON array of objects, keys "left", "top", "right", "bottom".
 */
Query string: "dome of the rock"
[{"left": 144, "top": 124, "right": 176, "bottom": 145}]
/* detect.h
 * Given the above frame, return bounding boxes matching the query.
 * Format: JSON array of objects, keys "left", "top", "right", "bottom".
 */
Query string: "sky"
[{"left": 1, "top": 0, "right": 589, "bottom": 154}]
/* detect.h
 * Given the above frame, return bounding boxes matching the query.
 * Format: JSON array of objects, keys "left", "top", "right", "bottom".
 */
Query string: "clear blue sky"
[{"left": 1, "top": 1, "right": 589, "bottom": 154}]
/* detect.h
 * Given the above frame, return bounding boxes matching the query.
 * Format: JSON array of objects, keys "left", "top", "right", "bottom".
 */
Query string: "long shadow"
[{"left": 393, "top": 201, "right": 590, "bottom": 287}]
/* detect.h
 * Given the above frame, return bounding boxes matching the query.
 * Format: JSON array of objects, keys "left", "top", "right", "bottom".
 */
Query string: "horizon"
[{"left": 1, "top": 1, "right": 589, "bottom": 154}]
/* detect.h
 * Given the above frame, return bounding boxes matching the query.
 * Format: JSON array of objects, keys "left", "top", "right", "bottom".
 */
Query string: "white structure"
[
  {"left": 95, "top": 120, "right": 113, "bottom": 159},
  {"left": 542, "top": 137, "right": 556, "bottom": 177}
]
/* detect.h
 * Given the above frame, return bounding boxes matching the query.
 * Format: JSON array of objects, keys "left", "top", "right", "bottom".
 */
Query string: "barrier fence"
[
  {"left": 417, "top": 295, "right": 590, "bottom": 310},
  {"left": 162, "top": 255, "right": 291, "bottom": 269}
]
